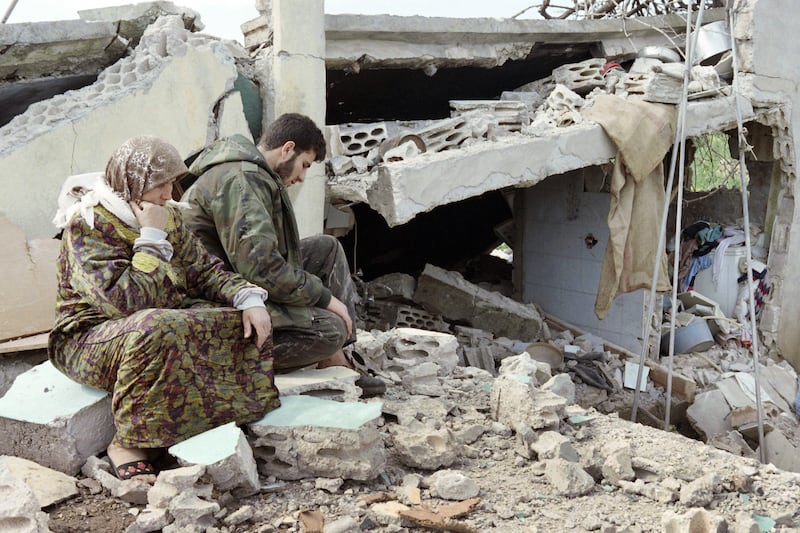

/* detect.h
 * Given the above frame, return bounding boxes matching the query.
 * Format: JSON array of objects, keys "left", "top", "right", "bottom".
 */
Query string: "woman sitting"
[{"left": 48, "top": 136, "right": 280, "bottom": 482}]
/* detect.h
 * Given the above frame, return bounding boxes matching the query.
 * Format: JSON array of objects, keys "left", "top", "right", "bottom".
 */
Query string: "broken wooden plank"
[{"left": 0, "top": 332, "right": 49, "bottom": 355}]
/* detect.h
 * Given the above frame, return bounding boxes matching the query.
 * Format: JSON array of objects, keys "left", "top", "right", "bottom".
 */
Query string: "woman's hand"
[
  {"left": 130, "top": 200, "right": 169, "bottom": 231},
  {"left": 243, "top": 307, "right": 272, "bottom": 348}
]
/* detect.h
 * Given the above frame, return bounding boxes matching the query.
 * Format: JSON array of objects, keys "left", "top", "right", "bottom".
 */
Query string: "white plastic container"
[{"left": 693, "top": 246, "right": 747, "bottom": 318}]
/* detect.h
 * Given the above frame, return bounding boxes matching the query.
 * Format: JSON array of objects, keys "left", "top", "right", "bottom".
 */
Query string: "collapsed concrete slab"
[
  {"left": 0, "top": 15, "right": 251, "bottom": 240},
  {"left": 249, "top": 395, "right": 385, "bottom": 480},
  {"left": 415, "top": 263, "right": 543, "bottom": 341},
  {"left": 0, "top": 361, "right": 113, "bottom": 475}
]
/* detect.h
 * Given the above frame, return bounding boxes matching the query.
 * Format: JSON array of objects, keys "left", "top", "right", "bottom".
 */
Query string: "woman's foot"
[{"left": 107, "top": 443, "right": 158, "bottom": 483}]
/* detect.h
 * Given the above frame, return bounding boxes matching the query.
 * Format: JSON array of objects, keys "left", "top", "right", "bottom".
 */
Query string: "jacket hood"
[{"left": 188, "top": 134, "right": 269, "bottom": 176}]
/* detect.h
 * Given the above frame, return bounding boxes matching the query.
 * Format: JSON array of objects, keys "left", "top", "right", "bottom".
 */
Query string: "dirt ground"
[{"left": 44, "top": 366, "right": 800, "bottom": 533}]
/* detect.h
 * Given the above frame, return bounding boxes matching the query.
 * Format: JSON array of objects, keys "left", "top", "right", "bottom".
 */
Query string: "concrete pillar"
[{"left": 272, "top": 0, "right": 326, "bottom": 238}]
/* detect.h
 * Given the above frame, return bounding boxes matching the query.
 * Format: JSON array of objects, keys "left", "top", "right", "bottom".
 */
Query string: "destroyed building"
[{"left": 1, "top": 0, "right": 799, "bottom": 531}]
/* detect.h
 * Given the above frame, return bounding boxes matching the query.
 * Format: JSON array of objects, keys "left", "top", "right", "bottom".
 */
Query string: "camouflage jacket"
[
  {"left": 50, "top": 204, "right": 254, "bottom": 351},
  {"left": 182, "top": 134, "right": 330, "bottom": 329}
]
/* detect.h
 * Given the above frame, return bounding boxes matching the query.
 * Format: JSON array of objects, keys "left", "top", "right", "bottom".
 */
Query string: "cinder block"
[
  {"left": 415, "top": 116, "right": 471, "bottom": 153},
  {"left": 363, "top": 300, "right": 450, "bottom": 334},
  {"left": 168, "top": 422, "right": 259, "bottom": 492},
  {"left": 383, "top": 327, "right": 460, "bottom": 374},
  {"left": 552, "top": 58, "right": 606, "bottom": 95},
  {"left": 450, "top": 100, "right": 530, "bottom": 132},
  {"left": 331, "top": 122, "right": 388, "bottom": 157},
  {"left": 0, "top": 361, "right": 114, "bottom": 475},
  {"left": 249, "top": 396, "right": 385, "bottom": 480}
]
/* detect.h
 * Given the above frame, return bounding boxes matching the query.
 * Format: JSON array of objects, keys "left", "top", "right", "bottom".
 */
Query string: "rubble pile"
[{"left": 3, "top": 326, "right": 799, "bottom": 531}]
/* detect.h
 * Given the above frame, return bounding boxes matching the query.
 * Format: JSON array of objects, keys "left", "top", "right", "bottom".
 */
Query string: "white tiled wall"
[{"left": 521, "top": 171, "right": 646, "bottom": 353}]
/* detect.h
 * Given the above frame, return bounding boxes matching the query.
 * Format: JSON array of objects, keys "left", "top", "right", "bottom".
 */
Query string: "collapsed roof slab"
[
  {"left": 330, "top": 95, "right": 756, "bottom": 227},
  {"left": 0, "top": 20, "right": 129, "bottom": 82},
  {"left": 0, "top": 3, "right": 200, "bottom": 127},
  {"left": 319, "top": 10, "right": 726, "bottom": 71}
]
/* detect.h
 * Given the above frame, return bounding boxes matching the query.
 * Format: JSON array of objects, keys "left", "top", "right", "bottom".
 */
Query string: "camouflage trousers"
[
  {"left": 272, "top": 234, "right": 359, "bottom": 370},
  {"left": 50, "top": 305, "right": 280, "bottom": 449}
]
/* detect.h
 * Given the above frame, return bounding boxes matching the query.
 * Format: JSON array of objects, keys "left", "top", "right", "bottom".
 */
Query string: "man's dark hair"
[{"left": 259, "top": 113, "right": 326, "bottom": 162}]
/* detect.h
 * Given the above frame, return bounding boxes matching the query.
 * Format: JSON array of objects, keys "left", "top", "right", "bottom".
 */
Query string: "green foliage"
[{"left": 689, "top": 132, "right": 744, "bottom": 192}]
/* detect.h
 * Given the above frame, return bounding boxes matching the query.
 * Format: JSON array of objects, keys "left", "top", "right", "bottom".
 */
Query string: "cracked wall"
[{"left": 0, "top": 15, "right": 251, "bottom": 240}]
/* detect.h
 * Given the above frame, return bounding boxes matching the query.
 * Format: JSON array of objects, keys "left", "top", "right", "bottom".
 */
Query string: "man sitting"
[{"left": 181, "top": 113, "right": 384, "bottom": 396}]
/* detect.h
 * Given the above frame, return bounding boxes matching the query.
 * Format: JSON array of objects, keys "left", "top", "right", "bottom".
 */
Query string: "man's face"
[{"left": 274, "top": 149, "right": 317, "bottom": 187}]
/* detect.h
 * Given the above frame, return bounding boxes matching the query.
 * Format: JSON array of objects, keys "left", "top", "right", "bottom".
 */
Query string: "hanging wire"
[
  {"left": 727, "top": 5, "right": 767, "bottom": 464},
  {"left": 2, "top": 0, "right": 20, "bottom": 23},
  {"left": 631, "top": 5, "right": 697, "bottom": 425}
]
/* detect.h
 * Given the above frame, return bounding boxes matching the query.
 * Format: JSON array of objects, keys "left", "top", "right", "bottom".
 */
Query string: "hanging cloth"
[{"left": 584, "top": 95, "right": 677, "bottom": 319}]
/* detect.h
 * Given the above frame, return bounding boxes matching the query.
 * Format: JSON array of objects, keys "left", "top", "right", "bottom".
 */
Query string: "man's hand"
[
  {"left": 130, "top": 201, "right": 169, "bottom": 231},
  {"left": 243, "top": 307, "right": 272, "bottom": 348},
  {"left": 326, "top": 296, "right": 353, "bottom": 338}
]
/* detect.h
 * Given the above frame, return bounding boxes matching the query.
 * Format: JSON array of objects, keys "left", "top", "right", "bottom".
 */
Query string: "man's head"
[{"left": 258, "top": 113, "right": 326, "bottom": 187}]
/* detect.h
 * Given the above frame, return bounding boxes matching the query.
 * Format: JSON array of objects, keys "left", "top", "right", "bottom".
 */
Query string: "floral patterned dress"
[{"left": 48, "top": 205, "right": 280, "bottom": 449}]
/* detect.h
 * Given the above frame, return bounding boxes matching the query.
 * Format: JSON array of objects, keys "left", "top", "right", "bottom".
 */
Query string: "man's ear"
[{"left": 280, "top": 140, "right": 296, "bottom": 158}]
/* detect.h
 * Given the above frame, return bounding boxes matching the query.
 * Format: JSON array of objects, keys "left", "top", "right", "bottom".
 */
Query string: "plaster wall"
[
  {"left": 0, "top": 18, "right": 250, "bottom": 240},
  {"left": 271, "top": 0, "right": 326, "bottom": 238},
  {"left": 736, "top": 0, "right": 800, "bottom": 368},
  {"left": 521, "top": 170, "right": 647, "bottom": 353}
]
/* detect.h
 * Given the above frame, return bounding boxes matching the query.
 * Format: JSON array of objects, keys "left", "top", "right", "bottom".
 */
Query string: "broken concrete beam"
[
  {"left": 552, "top": 58, "right": 606, "bottom": 95},
  {"left": 648, "top": 362, "right": 697, "bottom": 402},
  {"left": 249, "top": 395, "right": 385, "bottom": 480},
  {"left": 414, "top": 264, "right": 543, "bottom": 341},
  {"left": 0, "top": 361, "right": 114, "bottom": 475},
  {"left": 382, "top": 327, "right": 459, "bottom": 375},
  {"left": 168, "top": 422, "right": 259, "bottom": 492},
  {"left": 687, "top": 390, "right": 732, "bottom": 441}
]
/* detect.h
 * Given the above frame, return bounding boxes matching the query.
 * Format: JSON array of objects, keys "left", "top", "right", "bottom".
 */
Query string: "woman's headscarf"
[{"left": 104, "top": 136, "right": 188, "bottom": 201}]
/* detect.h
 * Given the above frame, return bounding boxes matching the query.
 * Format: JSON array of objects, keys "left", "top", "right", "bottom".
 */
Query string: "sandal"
[{"left": 110, "top": 458, "right": 158, "bottom": 481}]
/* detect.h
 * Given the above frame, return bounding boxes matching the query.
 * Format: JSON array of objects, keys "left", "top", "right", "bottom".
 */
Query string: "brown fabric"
[
  {"left": 105, "top": 136, "right": 188, "bottom": 201},
  {"left": 583, "top": 95, "right": 676, "bottom": 319}
]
